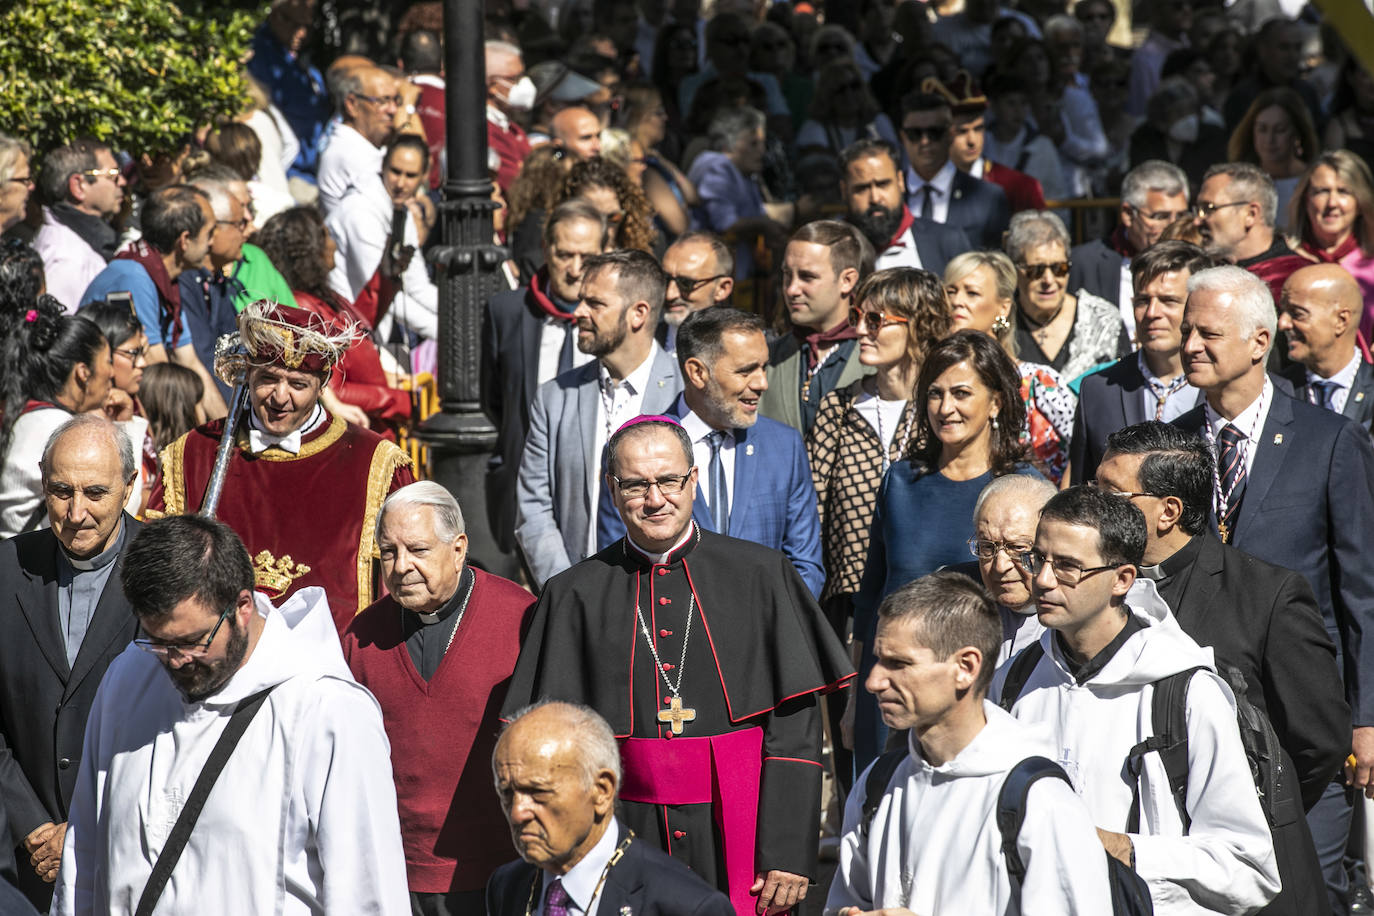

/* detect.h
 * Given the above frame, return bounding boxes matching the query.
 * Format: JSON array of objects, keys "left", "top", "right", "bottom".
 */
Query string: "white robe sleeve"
[
  {"left": 1130, "top": 673, "right": 1281, "bottom": 914},
  {"left": 1017, "top": 776, "right": 1114, "bottom": 915},
  {"left": 295, "top": 677, "right": 411, "bottom": 915},
  {"left": 52, "top": 663, "right": 112, "bottom": 916},
  {"left": 824, "top": 768, "right": 875, "bottom": 916}
]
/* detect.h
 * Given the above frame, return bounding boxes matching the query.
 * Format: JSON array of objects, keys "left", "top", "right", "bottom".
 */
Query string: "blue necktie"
[
  {"left": 1311, "top": 380, "right": 1339, "bottom": 411},
  {"left": 707, "top": 430, "right": 729, "bottom": 536}
]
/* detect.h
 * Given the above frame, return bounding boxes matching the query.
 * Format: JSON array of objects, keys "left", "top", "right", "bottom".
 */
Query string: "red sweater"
[{"left": 342, "top": 568, "right": 535, "bottom": 892}]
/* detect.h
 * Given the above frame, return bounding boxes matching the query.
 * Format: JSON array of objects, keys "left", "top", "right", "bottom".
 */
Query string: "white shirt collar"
[
  {"left": 679, "top": 407, "right": 730, "bottom": 443},
  {"left": 1307, "top": 349, "right": 1361, "bottom": 389},
  {"left": 541, "top": 821, "right": 621, "bottom": 915},
  {"left": 1204, "top": 376, "right": 1273, "bottom": 434},
  {"left": 911, "top": 159, "right": 956, "bottom": 195},
  {"left": 247, "top": 403, "right": 327, "bottom": 455},
  {"left": 970, "top": 159, "right": 985, "bottom": 180},
  {"left": 487, "top": 103, "right": 511, "bottom": 131},
  {"left": 627, "top": 523, "right": 695, "bottom": 566},
  {"left": 598, "top": 342, "right": 661, "bottom": 396}
]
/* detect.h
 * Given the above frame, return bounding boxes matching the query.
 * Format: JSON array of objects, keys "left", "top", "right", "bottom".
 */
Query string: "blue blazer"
[
  {"left": 1174, "top": 390, "right": 1374, "bottom": 726},
  {"left": 904, "top": 167, "right": 1010, "bottom": 248},
  {"left": 596, "top": 395, "right": 826, "bottom": 596}
]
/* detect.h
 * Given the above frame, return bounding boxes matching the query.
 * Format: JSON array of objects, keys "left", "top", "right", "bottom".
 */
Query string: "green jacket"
[
  {"left": 761, "top": 335, "right": 872, "bottom": 433},
  {"left": 232, "top": 243, "right": 297, "bottom": 313}
]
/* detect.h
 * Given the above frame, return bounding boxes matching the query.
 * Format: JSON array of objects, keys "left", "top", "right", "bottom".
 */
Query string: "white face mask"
[
  {"left": 504, "top": 76, "right": 537, "bottom": 112},
  {"left": 1167, "top": 114, "right": 1199, "bottom": 144}
]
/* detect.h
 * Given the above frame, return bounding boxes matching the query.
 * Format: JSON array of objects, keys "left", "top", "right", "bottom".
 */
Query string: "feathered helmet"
[
  {"left": 213, "top": 300, "right": 358, "bottom": 387},
  {"left": 921, "top": 72, "right": 988, "bottom": 117}
]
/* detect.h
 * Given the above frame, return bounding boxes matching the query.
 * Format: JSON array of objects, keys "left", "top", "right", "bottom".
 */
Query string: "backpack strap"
[
  {"left": 998, "top": 756, "right": 1072, "bottom": 883},
  {"left": 997, "top": 641, "right": 1045, "bottom": 712},
  {"left": 860, "top": 748, "right": 909, "bottom": 839},
  {"left": 1124, "top": 668, "right": 1201, "bottom": 833}
]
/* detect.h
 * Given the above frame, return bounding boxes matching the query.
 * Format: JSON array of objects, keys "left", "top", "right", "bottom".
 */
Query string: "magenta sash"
[{"left": 620, "top": 728, "right": 763, "bottom": 916}]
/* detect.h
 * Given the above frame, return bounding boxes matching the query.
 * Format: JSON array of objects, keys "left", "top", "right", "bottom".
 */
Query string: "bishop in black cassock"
[{"left": 501, "top": 417, "right": 853, "bottom": 916}]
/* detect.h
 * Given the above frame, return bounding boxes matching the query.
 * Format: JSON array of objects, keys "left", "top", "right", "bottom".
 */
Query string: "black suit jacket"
[
  {"left": 1159, "top": 535, "right": 1348, "bottom": 810},
  {"left": 486, "top": 824, "right": 734, "bottom": 916},
  {"left": 906, "top": 168, "right": 1010, "bottom": 249},
  {"left": 0, "top": 517, "right": 142, "bottom": 908},
  {"left": 1174, "top": 391, "right": 1374, "bottom": 727},
  {"left": 908, "top": 217, "right": 971, "bottom": 279},
  {"left": 1282, "top": 356, "right": 1374, "bottom": 434},
  {"left": 1068, "top": 238, "right": 1124, "bottom": 311},
  {"left": 482, "top": 284, "right": 549, "bottom": 553}
]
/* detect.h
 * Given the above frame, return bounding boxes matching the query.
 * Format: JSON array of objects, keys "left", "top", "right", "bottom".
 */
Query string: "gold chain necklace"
[{"left": 524, "top": 832, "right": 634, "bottom": 916}]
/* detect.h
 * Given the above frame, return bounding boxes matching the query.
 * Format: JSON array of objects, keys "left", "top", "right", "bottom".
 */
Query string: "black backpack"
[
  {"left": 860, "top": 750, "right": 1154, "bottom": 914},
  {"left": 998, "top": 642, "right": 1298, "bottom": 830}
]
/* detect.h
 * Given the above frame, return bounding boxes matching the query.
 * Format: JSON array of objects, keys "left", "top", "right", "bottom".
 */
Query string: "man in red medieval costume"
[
  {"left": 501, "top": 415, "right": 854, "bottom": 916},
  {"left": 147, "top": 300, "right": 414, "bottom": 634}
]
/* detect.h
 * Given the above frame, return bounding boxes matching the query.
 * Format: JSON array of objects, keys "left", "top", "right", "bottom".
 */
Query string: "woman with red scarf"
[
  {"left": 255, "top": 207, "right": 412, "bottom": 437},
  {"left": 1293, "top": 150, "right": 1374, "bottom": 347}
]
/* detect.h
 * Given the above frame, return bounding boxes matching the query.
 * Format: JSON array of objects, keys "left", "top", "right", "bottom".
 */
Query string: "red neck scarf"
[
  {"left": 115, "top": 239, "right": 183, "bottom": 346},
  {"left": 1299, "top": 234, "right": 1361, "bottom": 263},
  {"left": 884, "top": 206, "right": 916, "bottom": 251},
  {"left": 794, "top": 318, "right": 860, "bottom": 371},
  {"left": 1109, "top": 224, "right": 1137, "bottom": 260},
  {"left": 527, "top": 268, "right": 578, "bottom": 323},
  {"left": 21, "top": 400, "right": 66, "bottom": 416}
]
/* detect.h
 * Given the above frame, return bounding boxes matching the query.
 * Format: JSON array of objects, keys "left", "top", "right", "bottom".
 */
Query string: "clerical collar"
[
  {"left": 415, "top": 567, "right": 475, "bottom": 625},
  {"left": 627, "top": 523, "right": 698, "bottom": 566},
  {"left": 247, "top": 403, "right": 327, "bottom": 455},
  {"left": 1056, "top": 612, "right": 1144, "bottom": 685},
  {"left": 59, "top": 516, "right": 127, "bottom": 572}
]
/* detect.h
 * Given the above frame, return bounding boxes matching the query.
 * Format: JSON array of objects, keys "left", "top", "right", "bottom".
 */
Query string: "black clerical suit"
[
  {"left": 501, "top": 527, "right": 853, "bottom": 908},
  {"left": 486, "top": 823, "right": 734, "bottom": 916},
  {"left": 0, "top": 515, "right": 142, "bottom": 910},
  {"left": 1146, "top": 534, "right": 1347, "bottom": 916}
]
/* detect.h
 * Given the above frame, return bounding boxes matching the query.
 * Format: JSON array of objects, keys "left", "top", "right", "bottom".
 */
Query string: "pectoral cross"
[
  {"left": 657, "top": 696, "right": 696, "bottom": 735},
  {"left": 1218, "top": 521, "right": 1229, "bottom": 544}
]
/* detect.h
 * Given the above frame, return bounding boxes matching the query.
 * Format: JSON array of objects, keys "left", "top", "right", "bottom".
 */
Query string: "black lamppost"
[{"left": 418, "top": 0, "right": 516, "bottom": 576}]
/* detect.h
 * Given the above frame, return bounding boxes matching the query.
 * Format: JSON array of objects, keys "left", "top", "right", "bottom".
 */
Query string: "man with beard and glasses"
[
  {"left": 840, "top": 139, "right": 969, "bottom": 280},
  {"left": 515, "top": 250, "right": 682, "bottom": 589},
  {"left": 658, "top": 232, "right": 735, "bottom": 353},
  {"left": 53, "top": 515, "right": 409, "bottom": 915}
]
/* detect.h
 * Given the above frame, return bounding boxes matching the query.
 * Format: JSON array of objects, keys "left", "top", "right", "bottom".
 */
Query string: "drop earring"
[
  {"left": 992, "top": 313, "right": 1011, "bottom": 334},
  {"left": 991, "top": 414, "right": 1000, "bottom": 430}
]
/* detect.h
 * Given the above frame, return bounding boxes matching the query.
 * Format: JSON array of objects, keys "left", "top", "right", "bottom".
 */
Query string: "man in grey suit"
[
  {"left": 1279, "top": 263, "right": 1374, "bottom": 434},
  {"left": 516, "top": 249, "right": 682, "bottom": 589}
]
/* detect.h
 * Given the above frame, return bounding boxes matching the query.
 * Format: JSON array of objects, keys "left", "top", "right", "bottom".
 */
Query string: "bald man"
[
  {"left": 1279, "top": 264, "right": 1374, "bottom": 432},
  {"left": 550, "top": 107, "right": 602, "bottom": 162}
]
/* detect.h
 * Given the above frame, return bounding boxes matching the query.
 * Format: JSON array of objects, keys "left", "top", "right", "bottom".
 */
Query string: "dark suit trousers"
[{"left": 1308, "top": 782, "right": 1355, "bottom": 915}]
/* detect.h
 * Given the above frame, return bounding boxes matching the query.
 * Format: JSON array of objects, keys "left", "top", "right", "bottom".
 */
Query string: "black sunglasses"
[{"left": 902, "top": 125, "right": 949, "bottom": 142}]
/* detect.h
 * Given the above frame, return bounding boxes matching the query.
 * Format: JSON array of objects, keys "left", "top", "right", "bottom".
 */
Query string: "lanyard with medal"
[{"left": 1201, "top": 385, "right": 1268, "bottom": 544}]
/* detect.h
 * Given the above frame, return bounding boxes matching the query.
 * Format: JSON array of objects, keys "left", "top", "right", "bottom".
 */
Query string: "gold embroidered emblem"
[
  {"left": 253, "top": 550, "right": 312, "bottom": 596},
  {"left": 265, "top": 326, "right": 305, "bottom": 369}
]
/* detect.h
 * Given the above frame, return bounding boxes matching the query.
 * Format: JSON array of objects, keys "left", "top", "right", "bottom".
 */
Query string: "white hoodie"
[
  {"left": 992, "top": 582, "right": 1280, "bottom": 915},
  {"left": 54, "top": 587, "right": 410, "bottom": 916},
  {"left": 826, "top": 701, "right": 1113, "bottom": 916}
]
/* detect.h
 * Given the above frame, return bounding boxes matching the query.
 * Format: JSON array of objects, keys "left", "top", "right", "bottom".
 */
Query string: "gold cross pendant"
[
  {"left": 1218, "top": 521, "right": 1229, "bottom": 544},
  {"left": 657, "top": 696, "right": 697, "bottom": 735}
]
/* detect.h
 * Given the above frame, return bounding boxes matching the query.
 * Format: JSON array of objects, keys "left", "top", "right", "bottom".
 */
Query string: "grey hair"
[
  {"left": 1187, "top": 265, "right": 1276, "bottom": 349},
  {"left": 189, "top": 177, "right": 234, "bottom": 222},
  {"left": 329, "top": 68, "right": 368, "bottom": 114},
  {"left": 708, "top": 106, "right": 766, "bottom": 153},
  {"left": 377, "top": 481, "right": 466, "bottom": 543},
  {"left": 1121, "top": 160, "right": 1189, "bottom": 210},
  {"left": 1004, "top": 210, "right": 1071, "bottom": 264},
  {"left": 40, "top": 414, "right": 136, "bottom": 483},
  {"left": 40, "top": 141, "right": 103, "bottom": 205},
  {"left": 485, "top": 39, "right": 522, "bottom": 59},
  {"left": 497, "top": 700, "right": 622, "bottom": 793},
  {"left": 1043, "top": 14, "right": 1084, "bottom": 40},
  {"left": 1202, "top": 161, "right": 1278, "bottom": 229},
  {"left": 0, "top": 133, "right": 32, "bottom": 184},
  {"left": 973, "top": 473, "right": 1057, "bottom": 520}
]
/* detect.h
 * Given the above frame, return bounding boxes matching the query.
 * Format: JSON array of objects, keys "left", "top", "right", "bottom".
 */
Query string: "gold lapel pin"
[
  {"left": 1273, "top": 433, "right": 1284, "bottom": 444},
  {"left": 1357, "top": 392, "right": 1366, "bottom": 402}
]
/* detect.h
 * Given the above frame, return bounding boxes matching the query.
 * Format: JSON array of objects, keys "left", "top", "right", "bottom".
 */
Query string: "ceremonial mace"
[{"left": 201, "top": 333, "right": 250, "bottom": 519}]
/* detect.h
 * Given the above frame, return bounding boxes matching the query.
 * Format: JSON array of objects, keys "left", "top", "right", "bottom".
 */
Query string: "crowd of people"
[{"left": 2, "top": 0, "right": 1374, "bottom": 914}]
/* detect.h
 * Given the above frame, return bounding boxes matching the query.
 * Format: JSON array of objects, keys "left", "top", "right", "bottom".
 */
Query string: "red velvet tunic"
[
  {"left": 342, "top": 569, "right": 536, "bottom": 893},
  {"left": 147, "top": 413, "right": 414, "bottom": 633},
  {"left": 984, "top": 159, "right": 1047, "bottom": 212}
]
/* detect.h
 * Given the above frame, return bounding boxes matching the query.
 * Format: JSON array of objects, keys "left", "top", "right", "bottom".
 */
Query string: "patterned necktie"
[
  {"left": 1216, "top": 424, "right": 1247, "bottom": 531},
  {"left": 919, "top": 184, "right": 934, "bottom": 220},
  {"left": 707, "top": 430, "right": 729, "bottom": 535},
  {"left": 544, "top": 878, "right": 571, "bottom": 916},
  {"left": 1310, "top": 380, "right": 1339, "bottom": 411}
]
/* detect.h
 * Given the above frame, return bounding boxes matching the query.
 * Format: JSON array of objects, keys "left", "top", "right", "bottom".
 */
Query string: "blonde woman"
[{"left": 1291, "top": 150, "right": 1374, "bottom": 341}]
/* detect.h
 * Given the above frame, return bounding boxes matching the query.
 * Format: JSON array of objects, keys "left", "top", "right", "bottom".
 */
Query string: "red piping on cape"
[{"left": 763, "top": 756, "right": 823, "bottom": 767}]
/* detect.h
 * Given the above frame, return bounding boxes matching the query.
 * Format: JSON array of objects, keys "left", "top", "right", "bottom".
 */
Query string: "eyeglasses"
[
  {"left": 1025, "top": 550, "right": 1122, "bottom": 586},
  {"left": 1194, "top": 200, "right": 1249, "bottom": 218},
  {"left": 611, "top": 472, "right": 692, "bottom": 499},
  {"left": 217, "top": 216, "right": 252, "bottom": 232},
  {"left": 133, "top": 601, "right": 236, "bottom": 660},
  {"left": 1087, "top": 480, "right": 1159, "bottom": 499},
  {"left": 1128, "top": 203, "right": 1190, "bottom": 223},
  {"left": 114, "top": 344, "right": 147, "bottom": 362},
  {"left": 848, "top": 306, "right": 910, "bottom": 333},
  {"left": 968, "top": 538, "right": 1033, "bottom": 566},
  {"left": 82, "top": 167, "right": 122, "bottom": 181},
  {"left": 354, "top": 92, "right": 402, "bottom": 109},
  {"left": 669, "top": 273, "right": 729, "bottom": 296},
  {"left": 902, "top": 125, "right": 949, "bottom": 143},
  {"left": 1016, "top": 260, "right": 1071, "bottom": 279}
]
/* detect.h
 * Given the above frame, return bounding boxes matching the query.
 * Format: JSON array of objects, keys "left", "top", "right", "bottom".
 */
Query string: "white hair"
[
  {"left": 40, "top": 414, "right": 136, "bottom": 482},
  {"left": 377, "top": 481, "right": 466, "bottom": 542},
  {"left": 1121, "top": 160, "right": 1189, "bottom": 210},
  {"left": 1005, "top": 210, "right": 1071, "bottom": 264},
  {"left": 497, "top": 701, "right": 623, "bottom": 792},
  {"left": 189, "top": 177, "right": 234, "bottom": 222},
  {"left": 974, "top": 474, "right": 1057, "bottom": 520},
  {"left": 1187, "top": 265, "right": 1276, "bottom": 348}
]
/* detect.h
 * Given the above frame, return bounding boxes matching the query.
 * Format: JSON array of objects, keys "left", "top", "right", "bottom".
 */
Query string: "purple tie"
[{"left": 544, "top": 878, "right": 571, "bottom": 916}]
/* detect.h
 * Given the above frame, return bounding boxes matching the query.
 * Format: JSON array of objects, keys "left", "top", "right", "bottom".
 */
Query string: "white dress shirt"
[
  {"left": 680, "top": 408, "right": 735, "bottom": 513},
  {"left": 907, "top": 160, "right": 956, "bottom": 225},
  {"left": 536, "top": 819, "right": 623, "bottom": 916},
  {"left": 1306, "top": 350, "right": 1361, "bottom": 414},
  {"left": 586, "top": 344, "right": 662, "bottom": 554},
  {"left": 1203, "top": 377, "right": 1273, "bottom": 480},
  {"left": 1118, "top": 258, "right": 1135, "bottom": 341},
  {"left": 247, "top": 403, "right": 328, "bottom": 455},
  {"left": 537, "top": 316, "right": 593, "bottom": 387},
  {"left": 316, "top": 122, "right": 385, "bottom": 218},
  {"left": 874, "top": 219, "right": 925, "bottom": 272}
]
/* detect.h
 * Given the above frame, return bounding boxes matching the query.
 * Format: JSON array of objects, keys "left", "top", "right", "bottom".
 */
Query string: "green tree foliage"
[{"left": 0, "top": 0, "right": 262, "bottom": 156}]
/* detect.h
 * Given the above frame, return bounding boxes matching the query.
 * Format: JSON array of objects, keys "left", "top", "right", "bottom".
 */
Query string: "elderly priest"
[{"left": 502, "top": 416, "right": 853, "bottom": 916}]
